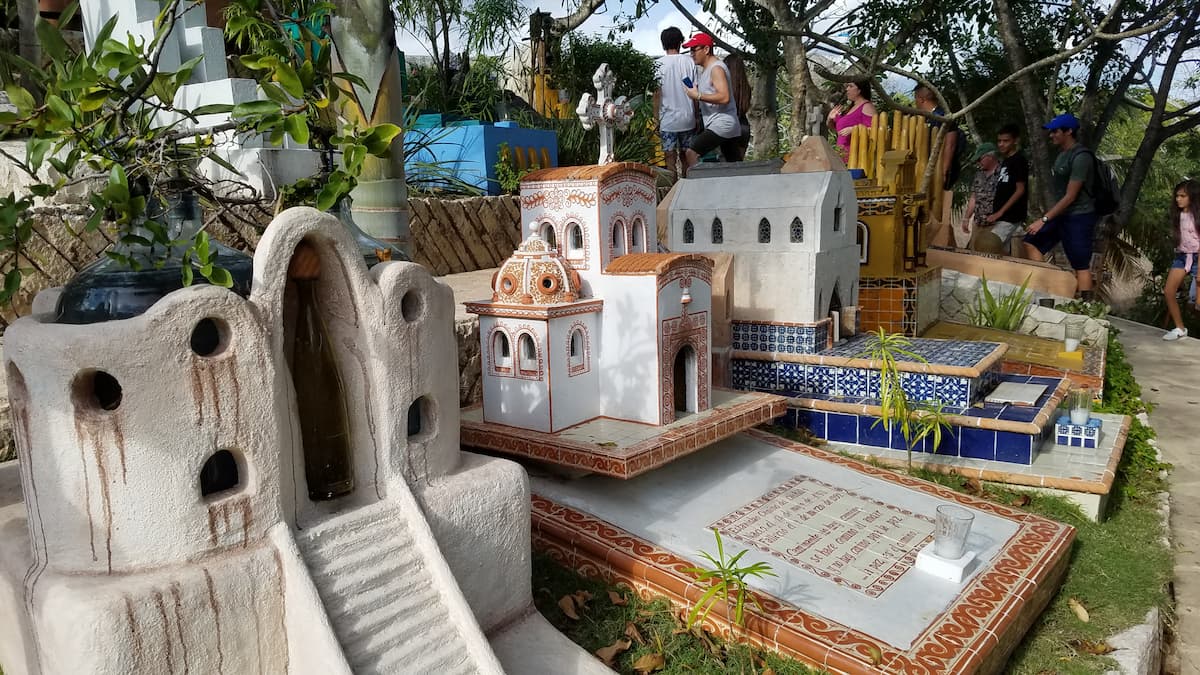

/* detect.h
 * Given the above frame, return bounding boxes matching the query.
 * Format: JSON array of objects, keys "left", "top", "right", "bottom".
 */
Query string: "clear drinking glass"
[
  {"left": 934, "top": 504, "right": 975, "bottom": 559},
  {"left": 1069, "top": 387, "right": 1092, "bottom": 425},
  {"left": 1064, "top": 318, "right": 1085, "bottom": 352}
]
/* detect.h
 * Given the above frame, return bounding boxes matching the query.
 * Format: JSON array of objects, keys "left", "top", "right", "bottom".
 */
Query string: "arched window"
[
  {"left": 631, "top": 218, "right": 645, "bottom": 252},
  {"left": 200, "top": 449, "right": 241, "bottom": 498},
  {"left": 683, "top": 219, "right": 694, "bottom": 244},
  {"left": 492, "top": 330, "right": 512, "bottom": 374},
  {"left": 790, "top": 217, "right": 803, "bottom": 243},
  {"left": 611, "top": 220, "right": 627, "bottom": 257},
  {"left": 539, "top": 222, "right": 557, "bottom": 248},
  {"left": 856, "top": 221, "right": 869, "bottom": 263},
  {"left": 758, "top": 218, "right": 771, "bottom": 244},
  {"left": 567, "top": 222, "right": 584, "bottom": 256},
  {"left": 518, "top": 334, "right": 540, "bottom": 376},
  {"left": 568, "top": 327, "right": 588, "bottom": 374},
  {"left": 712, "top": 218, "right": 723, "bottom": 244}
]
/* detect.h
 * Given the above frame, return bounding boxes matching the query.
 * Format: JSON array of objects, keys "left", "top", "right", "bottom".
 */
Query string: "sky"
[{"left": 394, "top": 0, "right": 731, "bottom": 63}]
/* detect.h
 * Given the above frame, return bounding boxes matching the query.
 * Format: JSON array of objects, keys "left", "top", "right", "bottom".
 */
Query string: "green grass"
[
  {"left": 533, "top": 553, "right": 822, "bottom": 674},
  {"left": 532, "top": 329, "right": 1172, "bottom": 673}
]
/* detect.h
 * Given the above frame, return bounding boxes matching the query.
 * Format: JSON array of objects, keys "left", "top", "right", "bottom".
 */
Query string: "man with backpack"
[{"left": 1023, "top": 113, "right": 1102, "bottom": 301}]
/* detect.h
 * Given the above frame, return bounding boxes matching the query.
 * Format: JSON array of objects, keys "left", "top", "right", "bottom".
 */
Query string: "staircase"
[{"left": 296, "top": 501, "right": 499, "bottom": 674}]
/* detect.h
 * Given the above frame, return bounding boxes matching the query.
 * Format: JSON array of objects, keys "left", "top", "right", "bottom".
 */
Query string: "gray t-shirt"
[
  {"left": 1052, "top": 144, "right": 1095, "bottom": 215},
  {"left": 697, "top": 61, "right": 739, "bottom": 139}
]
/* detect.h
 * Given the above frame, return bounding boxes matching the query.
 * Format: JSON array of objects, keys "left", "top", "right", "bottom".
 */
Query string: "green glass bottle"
[{"left": 290, "top": 244, "right": 355, "bottom": 501}]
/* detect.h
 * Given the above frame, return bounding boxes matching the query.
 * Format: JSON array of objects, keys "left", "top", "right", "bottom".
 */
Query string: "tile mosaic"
[
  {"left": 938, "top": 377, "right": 971, "bottom": 408},
  {"left": 826, "top": 413, "right": 858, "bottom": 444},
  {"left": 858, "top": 416, "right": 891, "bottom": 448},
  {"left": 958, "top": 427, "right": 997, "bottom": 461},
  {"left": 840, "top": 368, "right": 869, "bottom": 398}
]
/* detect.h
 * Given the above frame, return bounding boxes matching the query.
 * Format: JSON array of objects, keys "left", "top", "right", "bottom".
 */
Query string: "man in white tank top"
[
  {"left": 654, "top": 27, "right": 699, "bottom": 177},
  {"left": 680, "top": 32, "right": 742, "bottom": 173}
]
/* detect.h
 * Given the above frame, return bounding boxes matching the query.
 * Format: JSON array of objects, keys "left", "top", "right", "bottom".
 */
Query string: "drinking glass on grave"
[
  {"left": 1069, "top": 387, "right": 1092, "bottom": 425},
  {"left": 1064, "top": 318, "right": 1085, "bottom": 352},
  {"left": 934, "top": 504, "right": 974, "bottom": 559}
]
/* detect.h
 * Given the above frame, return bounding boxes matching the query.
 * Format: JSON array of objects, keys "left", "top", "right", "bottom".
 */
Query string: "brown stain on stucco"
[
  {"left": 71, "top": 415, "right": 98, "bottom": 562},
  {"left": 123, "top": 593, "right": 144, "bottom": 669},
  {"left": 206, "top": 496, "right": 255, "bottom": 550},
  {"left": 203, "top": 568, "right": 225, "bottom": 674},
  {"left": 153, "top": 590, "right": 176, "bottom": 674},
  {"left": 170, "top": 582, "right": 191, "bottom": 674}
]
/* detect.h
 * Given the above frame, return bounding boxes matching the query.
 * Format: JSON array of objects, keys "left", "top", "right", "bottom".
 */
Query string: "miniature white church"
[{"left": 466, "top": 163, "right": 715, "bottom": 432}]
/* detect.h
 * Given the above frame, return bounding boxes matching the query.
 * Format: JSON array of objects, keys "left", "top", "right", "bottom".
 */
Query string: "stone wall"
[
  {"left": 409, "top": 196, "right": 521, "bottom": 276},
  {"left": 940, "top": 268, "right": 1109, "bottom": 345},
  {"left": 456, "top": 318, "right": 482, "bottom": 406}
]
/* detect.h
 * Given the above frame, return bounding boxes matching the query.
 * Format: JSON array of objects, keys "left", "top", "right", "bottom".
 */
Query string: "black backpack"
[{"left": 1076, "top": 147, "right": 1121, "bottom": 217}]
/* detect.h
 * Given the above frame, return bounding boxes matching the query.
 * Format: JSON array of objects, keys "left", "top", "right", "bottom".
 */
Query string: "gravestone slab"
[{"left": 531, "top": 429, "right": 1074, "bottom": 673}]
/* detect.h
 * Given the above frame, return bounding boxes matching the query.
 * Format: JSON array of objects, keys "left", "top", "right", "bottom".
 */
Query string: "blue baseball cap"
[{"left": 1043, "top": 113, "right": 1080, "bottom": 131}]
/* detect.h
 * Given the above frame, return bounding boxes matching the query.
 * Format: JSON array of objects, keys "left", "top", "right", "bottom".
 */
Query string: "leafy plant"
[
  {"left": 493, "top": 142, "right": 536, "bottom": 195},
  {"left": 682, "top": 528, "right": 776, "bottom": 630},
  {"left": 1057, "top": 298, "right": 1110, "bottom": 319},
  {"left": 967, "top": 272, "right": 1034, "bottom": 331},
  {"left": 909, "top": 402, "right": 953, "bottom": 455}
]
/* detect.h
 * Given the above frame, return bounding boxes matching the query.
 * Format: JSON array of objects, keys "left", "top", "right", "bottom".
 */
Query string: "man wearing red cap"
[{"left": 680, "top": 32, "right": 742, "bottom": 171}]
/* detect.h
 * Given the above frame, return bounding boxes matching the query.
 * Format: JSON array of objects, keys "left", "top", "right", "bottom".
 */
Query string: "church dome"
[{"left": 492, "top": 233, "right": 582, "bottom": 304}]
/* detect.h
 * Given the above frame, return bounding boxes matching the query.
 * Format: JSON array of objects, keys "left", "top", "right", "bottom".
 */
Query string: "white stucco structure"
[
  {"left": 0, "top": 208, "right": 605, "bottom": 674},
  {"left": 467, "top": 164, "right": 714, "bottom": 432},
  {"left": 666, "top": 168, "right": 861, "bottom": 326}
]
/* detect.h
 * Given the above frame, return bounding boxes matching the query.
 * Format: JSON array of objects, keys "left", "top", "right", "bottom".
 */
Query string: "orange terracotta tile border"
[
  {"left": 785, "top": 375, "right": 1071, "bottom": 436},
  {"left": 841, "top": 413, "right": 1128, "bottom": 496},
  {"left": 462, "top": 392, "right": 788, "bottom": 479},
  {"left": 532, "top": 429, "right": 1075, "bottom": 674}
]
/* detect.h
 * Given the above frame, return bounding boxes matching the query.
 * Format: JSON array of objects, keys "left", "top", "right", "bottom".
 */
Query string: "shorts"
[
  {"left": 1172, "top": 251, "right": 1200, "bottom": 276},
  {"left": 661, "top": 129, "right": 696, "bottom": 152},
  {"left": 689, "top": 129, "right": 742, "bottom": 161},
  {"left": 989, "top": 220, "right": 1021, "bottom": 245},
  {"left": 1023, "top": 212, "right": 1098, "bottom": 271}
]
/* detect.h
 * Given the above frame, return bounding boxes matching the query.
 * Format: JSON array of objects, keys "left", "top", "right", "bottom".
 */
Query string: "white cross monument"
[{"left": 576, "top": 64, "right": 635, "bottom": 165}]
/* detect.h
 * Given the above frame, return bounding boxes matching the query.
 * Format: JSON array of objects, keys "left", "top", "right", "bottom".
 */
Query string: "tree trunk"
[
  {"left": 992, "top": 0, "right": 1052, "bottom": 211},
  {"left": 781, "top": 35, "right": 813, "bottom": 149},
  {"left": 17, "top": 0, "right": 39, "bottom": 71},
  {"left": 749, "top": 62, "right": 779, "bottom": 157}
]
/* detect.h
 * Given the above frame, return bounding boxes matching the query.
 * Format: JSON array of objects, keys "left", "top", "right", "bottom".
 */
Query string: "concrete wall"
[{"left": 940, "top": 269, "right": 1109, "bottom": 345}]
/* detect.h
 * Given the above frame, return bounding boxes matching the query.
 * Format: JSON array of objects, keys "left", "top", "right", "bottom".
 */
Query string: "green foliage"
[
  {"left": 1057, "top": 299, "right": 1110, "bottom": 319},
  {"left": 857, "top": 328, "right": 922, "bottom": 439},
  {"left": 682, "top": 529, "right": 776, "bottom": 629},
  {"left": 556, "top": 34, "right": 657, "bottom": 102},
  {"left": 967, "top": 273, "right": 1033, "bottom": 331},
  {"left": 493, "top": 143, "right": 535, "bottom": 195},
  {"left": 515, "top": 97, "right": 659, "bottom": 167},
  {"left": 223, "top": 0, "right": 402, "bottom": 211},
  {"left": 908, "top": 402, "right": 953, "bottom": 454}
]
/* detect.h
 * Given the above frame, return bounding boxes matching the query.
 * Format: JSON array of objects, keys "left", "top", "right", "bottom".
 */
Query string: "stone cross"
[
  {"left": 807, "top": 103, "right": 825, "bottom": 138},
  {"left": 576, "top": 64, "right": 634, "bottom": 165}
]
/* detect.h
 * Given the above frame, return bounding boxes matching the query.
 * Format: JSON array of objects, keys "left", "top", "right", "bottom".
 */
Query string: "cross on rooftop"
[{"left": 576, "top": 64, "right": 634, "bottom": 165}]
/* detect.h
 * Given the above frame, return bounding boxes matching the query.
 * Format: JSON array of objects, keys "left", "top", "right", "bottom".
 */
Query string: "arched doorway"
[{"left": 673, "top": 345, "right": 697, "bottom": 414}]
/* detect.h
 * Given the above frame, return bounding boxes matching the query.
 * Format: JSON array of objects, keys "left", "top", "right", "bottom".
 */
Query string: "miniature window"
[
  {"left": 493, "top": 331, "right": 512, "bottom": 374},
  {"left": 518, "top": 334, "right": 540, "bottom": 375},
  {"left": 834, "top": 206, "right": 843, "bottom": 232},
  {"left": 569, "top": 328, "right": 587, "bottom": 373},
  {"left": 200, "top": 449, "right": 240, "bottom": 498},
  {"left": 683, "top": 219, "right": 694, "bottom": 244},
  {"left": 712, "top": 218, "right": 723, "bottom": 244},
  {"left": 856, "top": 221, "right": 869, "bottom": 263},
  {"left": 538, "top": 273, "right": 560, "bottom": 295},
  {"left": 790, "top": 217, "right": 803, "bottom": 243},
  {"left": 568, "top": 223, "right": 584, "bottom": 256},
  {"left": 631, "top": 218, "right": 645, "bottom": 252},
  {"left": 758, "top": 218, "right": 771, "bottom": 244},
  {"left": 407, "top": 396, "right": 435, "bottom": 440},
  {"left": 611, "top": 220, "right": 627, "bottom": 257},
  {"left": 539, "top": 222, "right": 557, "bottom": 248}
]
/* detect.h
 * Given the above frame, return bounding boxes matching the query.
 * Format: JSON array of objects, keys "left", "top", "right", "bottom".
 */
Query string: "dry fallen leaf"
[
  {"left": 1069, "top": 639, "right": 1114, "bottom": 655},
  {"left": 1068, "top": 597, "right": 1090, "bottom": 623},
  {"left": 761, "top": 669, "right": 776, "bottom": 675},
  {"left": 558, "top": 594, "right": 579, "bottom": 620},
  {"left": 632, "top": 652, "right": 666, "bottom": 673},
  {"left": 962, "top": 478, "right": 984, "bottom": 495},
  {"left": 608, "top": 590, "right": 628, "bottom": 606},
  {"left": 1010, "top": 494, "right": 1032, "bottom": 507},
  {"left": 374, "top": 248, "right": 393, "bottom": 262},
  {"left": 573, "top": 590, "right": 593, "bottom": 607},
  {"left": 867, "top": 645, "right": 884, "bottom": 666},
  {"left": 624, "top": 621, "right": 646, "bottom": 645},
  {"left": 594, "top": 638, "right": 632, "bottom": 665},
  {"left": 671, "top": 626, "right": 690, "bottom": 635},
  {"left": 1036, "top": 670, "right": 1058, "bottom": 675}
]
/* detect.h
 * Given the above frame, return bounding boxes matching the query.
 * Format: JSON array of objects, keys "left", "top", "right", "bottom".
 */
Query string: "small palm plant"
[
  {"left": 967, "top": 272, "right": 1034, "bottom": 331},
  {"left": 683, "top": 529, "right": 776, "bottom": 630},
  {"left": 909, "top": 402, "right": 953, "bottom": 456},
  {"left": 857, "top": 328, "right": 924, "bottom": 442}
]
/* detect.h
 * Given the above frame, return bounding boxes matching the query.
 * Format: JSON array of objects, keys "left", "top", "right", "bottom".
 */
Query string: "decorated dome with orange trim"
[{"left": 492, "top": 233, "right": 582, "bottom": 305}]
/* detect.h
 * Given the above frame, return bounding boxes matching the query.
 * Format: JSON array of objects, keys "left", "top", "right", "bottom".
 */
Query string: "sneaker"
[{"left": 1163, "top": 327, "right": 1188, "bottom": 341}]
